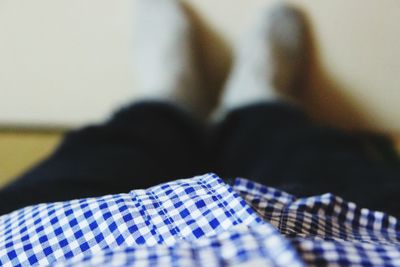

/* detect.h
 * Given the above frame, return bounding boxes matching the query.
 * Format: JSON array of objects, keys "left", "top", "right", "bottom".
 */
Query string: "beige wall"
[{"left": 1, "top": 0, "right": 400, "bottom": 133}]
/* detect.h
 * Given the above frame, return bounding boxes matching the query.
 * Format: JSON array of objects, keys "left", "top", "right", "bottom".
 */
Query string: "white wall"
[{"left": 1, "top": 0, "right": 400, "bottom": 132}]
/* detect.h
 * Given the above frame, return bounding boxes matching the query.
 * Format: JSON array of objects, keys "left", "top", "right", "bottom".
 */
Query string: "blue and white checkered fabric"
[
  {"left": 0, "top": 173, "right": 399, "bottom": 266},
  {"left": 234, "top": 178, "right": 400, "bottom": 266}
]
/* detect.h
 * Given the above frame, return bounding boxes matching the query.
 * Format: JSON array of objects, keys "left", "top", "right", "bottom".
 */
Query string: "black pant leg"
[
  {"left": 0, "top": 101, "right": 208, "bottom": 215},
  {"left": 213, "top": 102, "right": 400, "bottom": 216}
]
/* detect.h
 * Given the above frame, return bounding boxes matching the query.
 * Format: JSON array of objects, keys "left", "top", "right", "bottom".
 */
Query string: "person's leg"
[
  {"left": 212, "top": 5, "right": 400, "bottom": 216},
  {"left": 213, "top": 103, "right": 400, "bottom": 216},
  {"left": 0, "top": 102, "right": 208, "bottom": 215},
  {"left": 0, "top": 0, "right": 212, "bottom": 215}
]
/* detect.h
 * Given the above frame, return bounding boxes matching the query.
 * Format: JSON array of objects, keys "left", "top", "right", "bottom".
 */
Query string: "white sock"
[
  {"left": 133, "top": 0, "right": 208, "bottom": 118},
  {"left": 216, "top": 4, "right": 306, "bottom": 118}
]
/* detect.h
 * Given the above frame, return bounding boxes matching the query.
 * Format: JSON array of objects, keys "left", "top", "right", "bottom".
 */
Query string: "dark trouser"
[{"left": 1, "top": 101, "right": 399, "bottom": 216}]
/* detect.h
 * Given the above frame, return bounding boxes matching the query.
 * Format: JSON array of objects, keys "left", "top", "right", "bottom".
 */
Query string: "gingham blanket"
[{"left": 0, "top": 173, "right": 399, "bottom": 266}]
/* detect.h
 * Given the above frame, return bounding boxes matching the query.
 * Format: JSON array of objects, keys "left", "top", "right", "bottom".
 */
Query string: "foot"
[
  {"left": 134, "top": 0, "right": 208, "bottom": 118},
  {"left": 217, "top": 4, "right": 307, "bottom": 116}
]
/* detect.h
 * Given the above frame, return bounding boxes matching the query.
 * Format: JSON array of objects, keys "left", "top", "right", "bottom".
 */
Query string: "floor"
[{"left": 0, "top": 132, "right": 61, "bottom": 187}]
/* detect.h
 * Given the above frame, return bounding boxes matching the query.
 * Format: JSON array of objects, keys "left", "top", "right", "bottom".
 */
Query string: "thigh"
[
  {"left": 212, "top": 102, "right": 400, "bottom": 216},
  {"left": 0, "top": 101, "right": 209, "bottom": 215}
]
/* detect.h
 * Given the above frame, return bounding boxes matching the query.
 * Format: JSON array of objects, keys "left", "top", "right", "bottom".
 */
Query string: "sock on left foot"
[{"left": 133, "top": 0, "right": 209, "bottom": 119}]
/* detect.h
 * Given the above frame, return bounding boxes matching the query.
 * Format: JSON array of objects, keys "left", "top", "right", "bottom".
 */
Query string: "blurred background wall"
[{"left": 1, "top": 0, "right": 400, "bottom": 184}]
